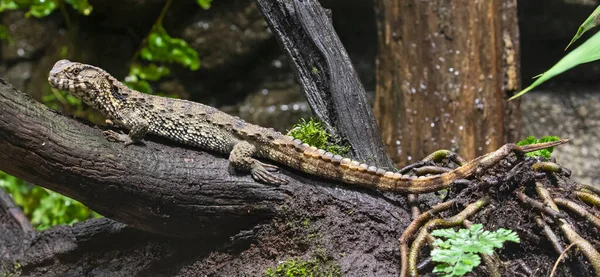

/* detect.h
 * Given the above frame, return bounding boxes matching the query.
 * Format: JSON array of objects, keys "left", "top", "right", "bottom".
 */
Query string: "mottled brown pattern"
[{"left": 48, "top": 60, "right": 568, "bottom": 193}]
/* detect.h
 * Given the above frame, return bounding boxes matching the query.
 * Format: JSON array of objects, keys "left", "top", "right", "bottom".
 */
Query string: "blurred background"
[{"left": 0, "top": 0, "right": 599, "bottom": 230}]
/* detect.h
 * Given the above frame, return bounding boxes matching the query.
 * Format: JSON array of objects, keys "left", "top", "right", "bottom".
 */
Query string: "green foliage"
[
  {"left": 196, "top": 0, "right": 212, "bottom": 10},
  {"left": 0, "top": 171, "right": 101, "bottom": 230},
  {"left": 26, "top": 0, "right": 57, "bottom": 18},
  {"left": 263, "top": 256, "right": 342, "bottom": 277},
  {"left": 140, "top": 25, "right": 200, "bottom": 71},
  {"left": 0, "top": 0, "right": 19, "bottom": 11},
  {"left": 517, "top": 135, "right": 561, "bottom": 159},
  {"left": 430, "top": 224, "right": 520, "bottom": 277},
  {"left": 0, "top": 0, "right": 93, "bottom": 18},
  {"left": 287, "top": 118, "right": 350, "bottom": 156},
  {"left": 124, "top": 63, "right": 171, "bottom": 94},
  {"left": 566, "top": 4, "right": 600, "bottom": 50},
  {"left": 0, "top": 24, "right": 12, "bottom": 43},
  {"left": 125, "top": 0, "right": 204, "bottom": 95},
  {"left": 511, "top": 4, "right": 600, "bottom": 99}
]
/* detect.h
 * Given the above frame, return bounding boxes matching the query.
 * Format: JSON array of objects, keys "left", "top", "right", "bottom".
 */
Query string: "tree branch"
[
  {"left": 255, "top": 0, "right": 393, "bottom": 168},
  {"left": 0, "top": 79, "right": 287, "bottom": 238},
  {"left": 0, "top": 79, "right": 410, "bottom": 275}
]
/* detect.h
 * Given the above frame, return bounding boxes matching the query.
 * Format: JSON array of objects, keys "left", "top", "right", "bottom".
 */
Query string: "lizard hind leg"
[{"left": 229, "top": 141, "right": 288, "bottom": 185}]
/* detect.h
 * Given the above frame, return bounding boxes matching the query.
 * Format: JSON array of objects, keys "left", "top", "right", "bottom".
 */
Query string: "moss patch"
[{"left": 287, "top": 118, "right": 349, "bottom": 156}]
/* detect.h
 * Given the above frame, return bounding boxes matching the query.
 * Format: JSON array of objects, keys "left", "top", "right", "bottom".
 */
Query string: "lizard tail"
[{"left": 270, "top": 137, "right": 569, "bottom": 193}]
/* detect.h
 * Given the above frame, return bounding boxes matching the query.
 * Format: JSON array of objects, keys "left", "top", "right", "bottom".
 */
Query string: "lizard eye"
[{"left": 71, "top": 68, "right": 81, "bottom": 75}]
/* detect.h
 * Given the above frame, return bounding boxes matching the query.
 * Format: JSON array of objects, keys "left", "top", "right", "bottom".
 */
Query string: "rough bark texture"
[
  {"left": 0, "top": 1, "right": 409, "bottom": 272},
  {"left": 373, "top": 0, "right": 522, "bottom": 166},
  {"left": 256, "top": 0, "right": 394, "bottom": 168},
  {"left": 0, "top": 78, "right": 412, "bottom": 275}
]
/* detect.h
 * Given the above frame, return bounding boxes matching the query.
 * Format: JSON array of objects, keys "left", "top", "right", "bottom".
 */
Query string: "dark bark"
[
  {"left": 0, "top": 60, "right": 409, "bottom": 276},
  {"left": 0, "top": 0, "right": 403, "bottom": 275},
  {"left": 255, "top": 0, "right": 394, "bottom": 168},
  {"left": 0, "top": 78, "right": 284, "bottom": 239}
]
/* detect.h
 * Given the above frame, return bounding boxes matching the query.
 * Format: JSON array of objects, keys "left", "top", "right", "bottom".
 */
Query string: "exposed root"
[
  {"left": 530, "top": 181, "right": 600, "bottom": 274},
  {"left": 421, "top": 149, "right": 467, "bottom": 166},
  {"left": 516, "top": 189, "right": 564, "bottom": 219},
  {"left": 404, "top": 197, "right": 490, "bottom": 277},
  {"left": 575, "top": 190, "right": 600, "bottom": 207},
  {"left": 554, "top": 198, "right": 600, "bottom": 229},
  {"left": 578, "top": 185, "right": 600, "bottom": 196},
  {"left": 534, "top": 216, "right": 566, "bottom": 256},
  {"left": 399, "top": 200, "right": 456, "bottom": 277},
  {"left": 396, "top": 139, "right": 600, "bottom": 276},
  {"left": 550, "top": 243, "right": 577, "bottom": 277},
  {"left": 556, "top": 217, "right": 600, "bottom": 273},
  {"left": 405, "top": 150, "right": 466, "bottom": 222},
  {"left": 532, "top": 161, "right": 571, "bottom": 176},
  {"left": 407, "top": 194, "right": 421, "bottom": 219}
]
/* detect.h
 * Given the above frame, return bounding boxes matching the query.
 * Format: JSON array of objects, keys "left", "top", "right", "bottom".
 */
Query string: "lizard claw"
[
  {"left": 103, "top": 130, "right": 134, "bottom": 146},
  {"left": 251, "top": 163, "right": 288, "bottom": 185},
  {"left": 258, "top": 161, "right": 280, "bottom": 172}
]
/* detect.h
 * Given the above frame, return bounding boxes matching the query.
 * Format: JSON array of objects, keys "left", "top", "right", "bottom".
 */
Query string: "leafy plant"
[
  {"left": 0, "top": 171, "right": 101, "bottom": 230},
  {"left": 196, "top": 0, "right": 213, "bottom": 9},
  {"left": 0, "top": 24, "right": 12, "bottom": 42},
  {"left": 430, "top": 224, "right": 520, "bottom": 277},
  {"left": 140, "top": 25, "right": 200, "bottom": 71},
  {"left": 0, "top": 0, "right": 92, "bottom": 18},
  {"left": 511, "top": 4, "right": 600, "bottom": 99},
  {"left": 287, "top": 118, "right": 350, "bottom": 156},
  {"left": 125, "top": 0, "right": 203, "bottom": 95},
  {"left": 124, "top": 63, "right": 171, "bottom": 94},
  {"left": 0, "top": 0, "right": 209, "bottom": 232},
  {"left": 517, "top": 135, "right": 561, "bottom": 159}
]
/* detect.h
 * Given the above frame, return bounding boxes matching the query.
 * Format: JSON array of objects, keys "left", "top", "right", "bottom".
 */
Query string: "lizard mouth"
[{"left": 48, "top": 59, "right": 74, "bottom": 91}]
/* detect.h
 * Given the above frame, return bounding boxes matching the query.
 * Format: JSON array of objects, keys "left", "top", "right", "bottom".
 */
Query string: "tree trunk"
[{"left": 374, "top": 0, "right": 522, "bottom": 165}]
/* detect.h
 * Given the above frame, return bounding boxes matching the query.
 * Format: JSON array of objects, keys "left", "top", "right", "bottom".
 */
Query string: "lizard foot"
[
  {"left": 251, "top": 163, "right": 288, "bottom": 185},
  {"left": 259, "top": 161, "right": 280, "bottom": 172},
  {"left": 103, "top": 130, "right": 135, "bottom": 146}
]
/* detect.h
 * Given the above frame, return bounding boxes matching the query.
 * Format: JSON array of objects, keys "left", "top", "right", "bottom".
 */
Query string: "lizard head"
[{"left": 48, "top": 60, "right": 122, "bottom": 107}]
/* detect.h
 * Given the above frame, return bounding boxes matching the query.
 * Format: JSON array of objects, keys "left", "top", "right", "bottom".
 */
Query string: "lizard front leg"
[
  {"left": 229, "top": 141, "right": 287, "bottom": 185},
  {"left": 103, "top": 111, "right": 149, "bottom": 146}
]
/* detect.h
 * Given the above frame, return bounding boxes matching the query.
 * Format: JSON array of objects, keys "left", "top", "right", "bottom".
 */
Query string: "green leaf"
[
  {"left": 129, "top": 63, "right": 170, "bottom": 81},
  {"left": 0, "top": 0, "right": 19, "bottom": 12},
  {"left": 430, "top": 224, "right": 520, "bottom": 277},
  {"left": 65, "top": 0, "right": 93, "bottom": 15},
  {"left": 0, "top": 171, "right": 101, "bottom": 230},
  {"left": 432, "top": 228, "right": 459, "bottom": 239},
  {"left": 140, "top": 25, "right": 200, "bottom": 70},
  {"left": 0, "top": 24, "right": 13, "bottom": 43},
  {"left": 511, "top": 29, "right": 600, "bottom": 100},
  {"left": 516, "top": 136, "right": 536, "bottom": 146},
  {"left": 517, "top": 135, "right": 560, "bottom": 158},
  {"left": 196, "top": 0, "right": 212, "bottom": 10},
  {"left": 124, "top": 79, "right": 153, "bottom": 94},
  {"left": 566, "top": 4, "right": 600, "bottom": 50},
  {"left": 26, "top": 0, "right": 58, "bottom": 18}
]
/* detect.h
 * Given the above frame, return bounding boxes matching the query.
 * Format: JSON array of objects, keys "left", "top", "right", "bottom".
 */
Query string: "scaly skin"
[{"left": 48, "top": 60, "right": 568, "bottom": 193}]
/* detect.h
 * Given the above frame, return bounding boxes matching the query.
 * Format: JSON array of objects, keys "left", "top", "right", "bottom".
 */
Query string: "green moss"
[
  {"left": 287, "top": 118, "right": 350, "bottom": 156},
  {"left": 263, "top": 254, "right": 342, "bottom": 277},
  {"left": 1, "top": 261, "right": 22, "bottom": 277},
  {"left": 517, "top": 135, "right": 561, "bottom": 159}
]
